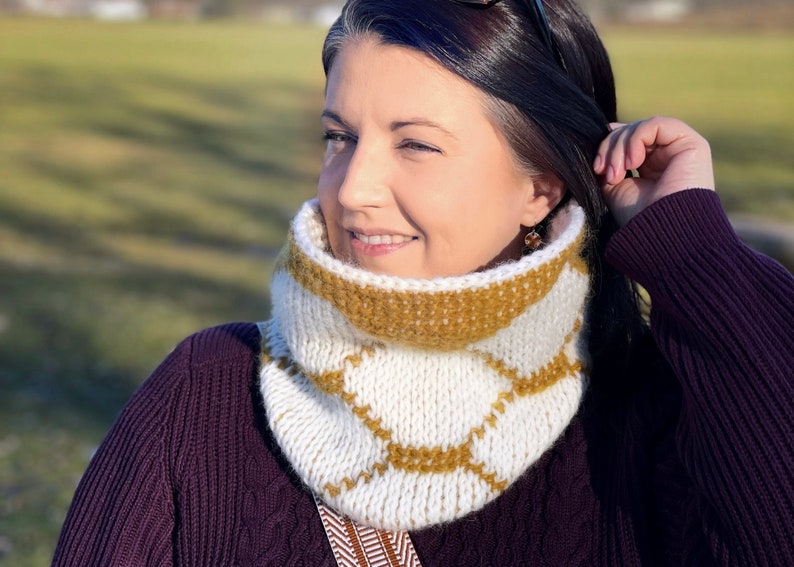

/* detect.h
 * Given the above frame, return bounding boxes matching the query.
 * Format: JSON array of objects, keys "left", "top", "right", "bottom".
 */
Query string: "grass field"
[{"left": 0, "top": 17, "right": 792, "bottom": 565}]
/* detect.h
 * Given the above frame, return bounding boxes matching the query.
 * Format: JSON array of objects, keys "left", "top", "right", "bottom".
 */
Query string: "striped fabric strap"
[{"left": 314, "top": 495, "right": 423, "bottom": 567}]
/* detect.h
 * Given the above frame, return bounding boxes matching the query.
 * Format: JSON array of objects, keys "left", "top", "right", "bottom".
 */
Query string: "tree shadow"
[
  {"left": 2, "top": 64, "right": 320, "bottom": 428},
  {"left": 0, "top": 60, "right": 322, "bottom": 562}
]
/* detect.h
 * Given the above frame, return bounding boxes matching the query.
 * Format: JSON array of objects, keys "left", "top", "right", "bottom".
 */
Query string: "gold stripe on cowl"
[{"left": 285, "top": 232, "right": 587, "bottom": 351}]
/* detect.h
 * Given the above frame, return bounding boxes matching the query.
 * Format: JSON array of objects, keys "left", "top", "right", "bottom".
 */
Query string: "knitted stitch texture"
[{"left": 259, "top": 199, "right": 591, "bottom": 531}]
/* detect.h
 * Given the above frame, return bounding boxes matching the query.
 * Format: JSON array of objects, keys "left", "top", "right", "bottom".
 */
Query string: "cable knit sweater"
[{"left": 52, "top": 190, "right": 794, "bottom": 566}]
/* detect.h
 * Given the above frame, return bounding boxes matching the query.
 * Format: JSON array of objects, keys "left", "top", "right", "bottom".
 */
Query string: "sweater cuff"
[{"left": 605, "top": 189, "right": 741, "bottom": 288}]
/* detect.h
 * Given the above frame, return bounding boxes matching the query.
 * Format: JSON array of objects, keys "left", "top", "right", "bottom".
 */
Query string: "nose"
[{"left": 336, "top": 140, "right": 392, "bottom": 211}]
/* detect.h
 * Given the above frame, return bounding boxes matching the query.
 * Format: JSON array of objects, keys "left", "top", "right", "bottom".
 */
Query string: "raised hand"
[{"left": 593, "top": 116, "right": 716, "bottom": 226}]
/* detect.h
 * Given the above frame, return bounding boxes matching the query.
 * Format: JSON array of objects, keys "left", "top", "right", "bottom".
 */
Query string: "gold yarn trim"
[
  {"left": 302, "top": 346, "right": 378, "bottom": 397},
  {"left": 261, "top": 331, "right": 584, "bottom": 500},
  {"left": 284, "top": 233, "right": 587, "bottom": 350},
  {"left": 386, "top": 443, "right": 473, "bottom": 474},
  {"left": 472, "top": 345, "right": 582, "bottom": 399}
]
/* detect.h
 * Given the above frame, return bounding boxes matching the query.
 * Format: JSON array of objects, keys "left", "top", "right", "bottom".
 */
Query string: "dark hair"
[{"left": 321, "top": 0, "right": 647, "bottom": 372}]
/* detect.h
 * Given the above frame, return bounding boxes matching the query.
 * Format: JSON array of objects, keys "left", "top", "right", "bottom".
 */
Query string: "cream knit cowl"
[{"left": 259, "top": 199, "right": 591, "bottom": 531}]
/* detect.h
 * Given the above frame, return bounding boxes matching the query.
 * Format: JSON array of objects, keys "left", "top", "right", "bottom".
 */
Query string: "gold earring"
[{"left": 522, "top": 227, "right": 542, "bottom": 255}]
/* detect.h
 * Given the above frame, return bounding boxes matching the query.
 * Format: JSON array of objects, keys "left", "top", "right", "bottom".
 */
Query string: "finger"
[
  {"left": 605, "top": 122, "right": 638, "bottom": 184},
  {"left": 593, "top": 122, "right": 625, "bottom": 174},
  {"left": 595, "top": 124, "right": 629, "bottom": 183},
  {"left": 620, "top": 118, "right": 685, "bottom": 172},
  {"left": 626, "top": 117, "right": 699, "bottom": 157},
  {"left": 629, "top": 117, "right": 715, "bottom": 189},
  {"left": 624, "top": 122, "right": 655, "bottom": 171}
]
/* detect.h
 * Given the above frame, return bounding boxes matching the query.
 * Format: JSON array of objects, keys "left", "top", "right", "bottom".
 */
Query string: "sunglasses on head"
[{"left": 453, "top": 0, "right": 567, "bottom": 72}]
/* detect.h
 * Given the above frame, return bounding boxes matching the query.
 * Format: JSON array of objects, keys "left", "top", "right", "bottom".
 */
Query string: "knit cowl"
[{"left": 259, "top": 199, "right": 591, "bottom": 531}]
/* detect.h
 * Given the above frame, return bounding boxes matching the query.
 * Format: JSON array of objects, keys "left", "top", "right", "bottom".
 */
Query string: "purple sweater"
[{"left": 52, "top": 190, "right": 794, "bottom": 566}]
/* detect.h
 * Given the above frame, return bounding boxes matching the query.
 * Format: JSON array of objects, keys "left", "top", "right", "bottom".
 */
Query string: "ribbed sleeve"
[
  {"left": 52, "top": 322, "right": 334, "bottom": 566},
  {"left": 606, "top": 189, "right": 794, "bottom": 565}
]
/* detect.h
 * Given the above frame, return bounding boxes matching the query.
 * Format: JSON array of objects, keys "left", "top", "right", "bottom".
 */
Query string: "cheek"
[
  {"left": 318, "top": 153, "right": 342, "bottom": 194},
  {"left": 432, "top": 170, "right": 524, "bottom": 250},
  {"left": 316, "top": 167, "right": 345, "bottom": 255},
  {"left": 422, "top": 169, "right": 513, "bottom": 225},
  {"left": 316, "top": 177, "right": 335, "bottom": 222},
  {"left": 316, "top": 175, "right": 336, "bottom": 205},
  {"left": 317, "top": 153, "right": 348, "bottom": 211}
]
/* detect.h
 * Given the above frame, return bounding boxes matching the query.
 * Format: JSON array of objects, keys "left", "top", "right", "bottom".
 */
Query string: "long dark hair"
[{"left": 321, "top": 0, "right": 647, "bottom": 375}]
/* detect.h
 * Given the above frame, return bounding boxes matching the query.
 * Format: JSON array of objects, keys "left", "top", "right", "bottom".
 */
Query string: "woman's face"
[{"left": 317, "top": 38, "right": 559, "bottom": 278}]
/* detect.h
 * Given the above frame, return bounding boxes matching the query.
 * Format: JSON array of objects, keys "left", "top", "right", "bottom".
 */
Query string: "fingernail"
[
  {"left": 593, "top": 155, "right": 603, "bottom": 171},
  {"left": 607, "top": 165, "right": 615, "bottom": 181}
]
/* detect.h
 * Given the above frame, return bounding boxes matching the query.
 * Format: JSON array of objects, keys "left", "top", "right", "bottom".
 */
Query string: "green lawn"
[
  {"left": 605, "top": 28, "right": 794, "bottom": 219},
  {"left": 0, "top": 18, "right": 791, "bottom": 566}
]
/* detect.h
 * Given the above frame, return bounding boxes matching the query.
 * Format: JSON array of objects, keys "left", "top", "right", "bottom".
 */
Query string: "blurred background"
[{"left": 0, "top": 0, "right": 792, "bottom": 564}]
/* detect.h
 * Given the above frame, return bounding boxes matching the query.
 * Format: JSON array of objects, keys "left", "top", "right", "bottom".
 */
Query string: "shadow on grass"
[
  {"left": 0, "top": 259, "right": 270, "bottom": 423},
  {"left": 0, "top": 269, "right": 140, "bottom": 426},
  {"left": 0, "top": 64, "right": 320, "bottom": 565},
  {"left": 2, "top": 65, "right": 319, "bottom": 425}
]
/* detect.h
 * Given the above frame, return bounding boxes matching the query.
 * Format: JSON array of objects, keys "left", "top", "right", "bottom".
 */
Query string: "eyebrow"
[
  {"left": 321, "top": 110, "right": 353, "bottom": 131},
  {"left": 391, "top": 119, "right": 457, "bottom": 139},
  {"left": 321, "top": 110, "right": 457, "bottom": 140}
]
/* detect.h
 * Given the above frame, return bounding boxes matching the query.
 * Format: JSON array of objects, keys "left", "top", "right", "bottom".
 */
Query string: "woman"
[{"left": 53, "top": 0, "right": 793, "bottom": 565}]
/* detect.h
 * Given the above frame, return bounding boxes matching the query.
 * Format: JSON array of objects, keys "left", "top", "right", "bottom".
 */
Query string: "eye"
[
  {"left": 323, "top": 130, "right": 356, "bottom": 149},
  {"left": 399, "top": 140, "right": 442, "bottom": 154}
]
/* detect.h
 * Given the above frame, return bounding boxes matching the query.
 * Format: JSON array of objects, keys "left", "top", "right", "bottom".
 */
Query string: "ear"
[{"left": 518, "top": 172, "right": 566, "bottom": 227}]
